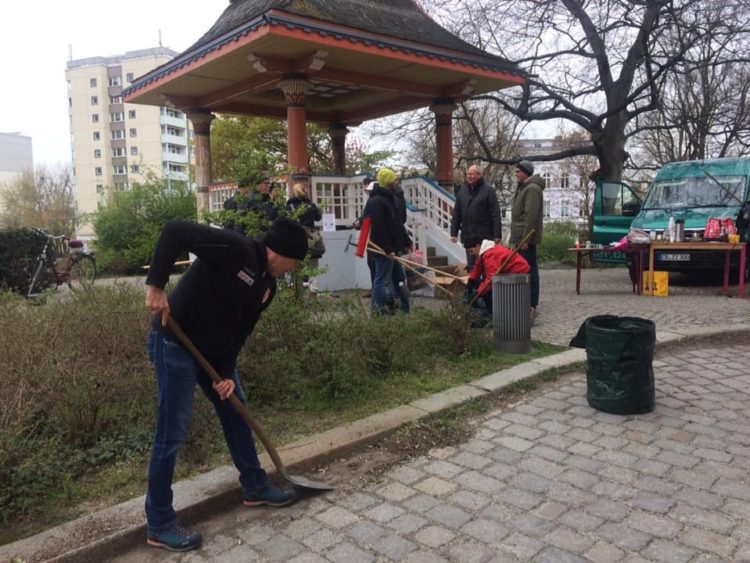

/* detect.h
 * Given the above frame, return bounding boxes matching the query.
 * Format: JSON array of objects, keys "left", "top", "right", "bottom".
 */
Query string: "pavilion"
[{"left": 124, "top": 0, "right": 525, "bottom": 214}]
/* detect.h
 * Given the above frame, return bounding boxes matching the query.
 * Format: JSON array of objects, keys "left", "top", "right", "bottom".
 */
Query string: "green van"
[{"left": 592, "top": 157, "right": 750, "bottom": 273}]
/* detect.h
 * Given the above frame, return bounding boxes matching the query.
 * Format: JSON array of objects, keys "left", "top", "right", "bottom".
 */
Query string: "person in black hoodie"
[
  {"left": 450, "top": 165, "right": 502, "bottom": 271},
  {"left": 143, "top": 218, "right": 307, "bottom": 552},
  {"left": 224, "top": 176, "right": 278, "bottom": 234},
  {"left": 286, "top": 182, "right": 322, "bottom": 229},
  {"left": 363, "top": 168, "right": 409, "bottom": 314}
]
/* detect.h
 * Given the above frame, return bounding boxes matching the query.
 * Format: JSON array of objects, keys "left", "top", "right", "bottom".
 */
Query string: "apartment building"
[
  {"left": 0, "top": 131, "right": 33, "bottom": 185},
  {"left": 66, "top": 47, "right": 192, "bottom": 237}
]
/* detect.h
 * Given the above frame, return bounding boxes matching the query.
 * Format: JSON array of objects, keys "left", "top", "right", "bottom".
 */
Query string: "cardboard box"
[
  {"left": 643, "top": 271, "right": 669, "bottom": 296},
  {"left": 433, "top": 264, "right": 468, "bottom": 299}
]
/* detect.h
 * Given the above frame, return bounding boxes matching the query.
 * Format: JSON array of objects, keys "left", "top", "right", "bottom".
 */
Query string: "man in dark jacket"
[
  {"left": 510, "top": 160, "right": 545, "bottom": 323},
  {"left": 224, "top": 176, "right": 278, "bottom": 234},
  {"left": 450, "top": 165, "right": 502, "bottom": 270},
  {"left": 363, "top": 168, "right": 409, "bottom": 314},
  {"left": 143, "top": 218, "right": 307, "bottom": 552}
]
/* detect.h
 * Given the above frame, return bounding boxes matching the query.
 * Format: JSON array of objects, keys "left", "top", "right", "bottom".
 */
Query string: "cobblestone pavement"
[
  {"left": 112, "top": 338, "right": 750, "bottom": 562},
  {"left": 530, "top": 267, "right": 748, "bottom": 346}
]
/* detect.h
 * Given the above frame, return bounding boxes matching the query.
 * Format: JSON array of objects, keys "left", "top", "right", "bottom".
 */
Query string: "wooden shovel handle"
[{"left": 165, "top": 316, "right": 290, "bottom": 478}]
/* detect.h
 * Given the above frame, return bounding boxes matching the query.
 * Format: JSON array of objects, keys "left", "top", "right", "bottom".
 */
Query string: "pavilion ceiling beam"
[
  {"left": 199, "top": 74, "right": 282, "bottom": 109},
  {"left": 340, "top": 96, "right": 430, "bottom": 122},
  {"left": 162, "top": 95, "right": 201, "bottom": 111},
  {"left": 312, "top": 67, "right": 441, "bottom": 98},
  {"left": 219, "top": 102, "right": 335, "bottom": 124}
]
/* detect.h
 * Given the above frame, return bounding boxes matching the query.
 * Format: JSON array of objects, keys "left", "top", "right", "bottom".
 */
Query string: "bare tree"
[
  {"left": 426, "top": 0, "right": 749, "bottom": 181},
  {"left": 0, "top": 165, "right": 77, "bottom": 234},
  {"left": 632, "top": 20, "right": 750, "bottom": 166}
]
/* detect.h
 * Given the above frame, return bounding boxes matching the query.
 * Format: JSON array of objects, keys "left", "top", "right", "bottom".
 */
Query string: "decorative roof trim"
[{"left": 125, "top": 10, "right": 524, "bottom": 100}]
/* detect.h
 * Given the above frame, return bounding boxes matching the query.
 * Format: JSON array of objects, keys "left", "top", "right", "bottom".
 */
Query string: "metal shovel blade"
[{"left": 166, "top": 317, "right": 335, "bottom": 492}]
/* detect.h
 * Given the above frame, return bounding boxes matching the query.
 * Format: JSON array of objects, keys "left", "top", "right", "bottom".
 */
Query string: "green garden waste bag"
[{"left": 570, "top": 315, "right": 655, "bottom": 415}]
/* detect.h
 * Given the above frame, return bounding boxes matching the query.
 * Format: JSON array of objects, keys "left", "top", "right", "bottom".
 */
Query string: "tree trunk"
[{"left": 593, "top": 112, "right": 629, "bottom": 182}]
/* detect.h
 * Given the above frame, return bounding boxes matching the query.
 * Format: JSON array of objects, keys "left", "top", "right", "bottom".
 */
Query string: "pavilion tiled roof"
[{"left": 188, "top": 0, "right": 515, "bottom": 72}]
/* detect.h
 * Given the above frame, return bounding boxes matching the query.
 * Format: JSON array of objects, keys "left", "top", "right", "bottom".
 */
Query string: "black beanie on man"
[
  {"left": 517, "top": 160, "right": 534, "bottom": 176},
  {"left": 265, "top": 218, "right": 308, "bottom": 260}
]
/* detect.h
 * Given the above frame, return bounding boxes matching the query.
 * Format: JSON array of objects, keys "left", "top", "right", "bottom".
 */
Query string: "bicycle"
[{"left": 27, "top": 228, "right": 97, "bottom": 298}]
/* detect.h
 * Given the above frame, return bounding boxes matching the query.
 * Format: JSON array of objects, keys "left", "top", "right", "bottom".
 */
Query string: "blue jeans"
[
  {"left": 371, "top": 255, "right": 395, "bottom": 315},
  {"left": 519, "top": 244, "right": 539, "bottom": 308},
  {"left": 145, "top": 330, "right": 268, "bottom": 533}
]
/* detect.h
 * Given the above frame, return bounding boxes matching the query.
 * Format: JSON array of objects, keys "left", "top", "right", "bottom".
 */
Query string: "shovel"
[{"left": 165, "top": 316, "right": 334, "bottom": 491}]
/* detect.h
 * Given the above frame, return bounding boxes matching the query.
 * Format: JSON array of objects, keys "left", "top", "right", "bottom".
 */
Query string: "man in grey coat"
[
  {"left": 450, "top": 165, "right": 502, "bottom": 271},
  {"left": 510, "top": 160, "right": 545, "bottom": 324}
]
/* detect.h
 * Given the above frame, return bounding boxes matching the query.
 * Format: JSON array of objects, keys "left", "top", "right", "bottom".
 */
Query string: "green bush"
[
  {"left": 0, "top": 228, "right": 52, "bottom": 294},
  {"left": 90, "top": 180, "right": 197, "bottom": 275},
  {"left": 538, "top": 221, "right": 578, "bottom": 265}
]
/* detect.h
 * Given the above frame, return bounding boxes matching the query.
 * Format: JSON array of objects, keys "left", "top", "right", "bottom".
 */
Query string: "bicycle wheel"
[{"left": 67, "top": 254, "right": 97, "bottom": 291}]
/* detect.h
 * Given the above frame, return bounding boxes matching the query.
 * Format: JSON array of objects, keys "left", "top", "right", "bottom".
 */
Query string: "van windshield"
[{"left": 643, "top": 175, "right": 745, "bottom": 210}]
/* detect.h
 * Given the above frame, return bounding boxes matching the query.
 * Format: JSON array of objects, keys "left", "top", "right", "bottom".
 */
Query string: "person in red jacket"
[{"left": 467, "top": 239, "right": 530, "bottom": 318}]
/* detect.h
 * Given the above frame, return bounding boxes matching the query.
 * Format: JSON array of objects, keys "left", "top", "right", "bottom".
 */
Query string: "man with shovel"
[{"left": 143, "top": 217, "right": 308, "bottom": 552}]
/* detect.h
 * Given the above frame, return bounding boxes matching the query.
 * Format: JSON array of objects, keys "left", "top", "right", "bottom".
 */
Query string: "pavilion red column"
[
  {"left": 329, "top": 124, "right": 349, "bottom": 175},
  {"left": 187, "top": 111, "right": 215, "bottom": 216},
  {"left": 431, "top": 100, "right": 457, "bottom": 192},
  {"left": 278, "top": 78, "right": 311, "bottom": 178}
]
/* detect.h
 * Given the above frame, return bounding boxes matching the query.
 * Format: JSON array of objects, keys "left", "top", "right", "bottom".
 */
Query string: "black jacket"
[
  {"left": 363, "top": 185, "right": 402, "bottom": 254},
  {"left": 286, "top": 196, "right": 322, "bottom": 229},
  {"left": 224, "top": 191, "right": 278, "bottom": 234},
  {"left": 450, "top": 178, "right": 502, "bottom": 247},
  {"left": 146, "top": 221, "right": 276, "bottom": 376}
]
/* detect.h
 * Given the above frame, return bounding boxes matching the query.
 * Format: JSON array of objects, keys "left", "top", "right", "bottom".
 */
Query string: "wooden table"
[
  {"left": 569, "top": 245, "right": 645, "bottom": 295},
  {"left": 646, "top": 241, "right": 746, "bottom": 298}
]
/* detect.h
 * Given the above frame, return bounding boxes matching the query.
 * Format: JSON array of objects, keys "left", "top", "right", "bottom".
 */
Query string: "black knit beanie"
[{"left": 265, "top": 218, "right": 308, "bottom": 260}]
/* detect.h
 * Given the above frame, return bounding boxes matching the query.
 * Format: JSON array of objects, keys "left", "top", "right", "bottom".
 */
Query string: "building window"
[
  {"left": 94, "top": 149, "right": 101, "bottom": 158},
  {"left": 92, "top": 114, "right": 99, "bottom": 123},
  {"left": 130, "top": 146, "right": 139, "bottom": 156},
  {"left": 112, "top": 130, "right": 125, "bottom": 140},
  {"left": 130, "top": 164, "right": 140, "bottom": 173},
  {"left": 128, "top": 109, "right": 136, "bottom": 119},
  {"left": 90, "top": 78, "right": 97, "bottom": 87},
  {"left": 95, "top": 167, "right": 103, "bottom": 176},
  {"left": 93, "top": 131, "right": 100, "bottom": 141},
  {"left": 110, "top": 112, "right": 124, "bottom": 122},
  {"left": 163, "top": 143, "right": 185, "bottom": 155},
  {"left": 126, "top": 72, "right": 134, "bottom": 82},
  {"left": 129, "top": 128, "right": 137, "bottom": 138},
  {"left": 561, "top": 199, "right": 570, "bottom": 217},
  {"left": 543, "top": 200, "right": 551, "bottom": 218},
  {"left": 113, "top": 147, "right": 126, "bottom": 157},
  {"left": 96, "top": 184, "right": 104, "bottom": 194},
  {"left": 108, "top": 76, "right": 121, "bottom": 87},
  {"left": 561, "top": 173, "right": 570, "bottom": 189},
  {"left": 110, "top": 95, "right": 122, "bottom": 104},
  {"left": 543, "top": 172, "right": 552, "bottom": 186},
  {"left": 113, "top": 165, "right": 127, "bottom": 175},
  {"left": 90, "top": 95, "right": 98, "bottom": 105}
]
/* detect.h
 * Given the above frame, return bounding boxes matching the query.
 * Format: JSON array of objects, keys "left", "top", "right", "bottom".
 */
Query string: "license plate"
[{"left": 658, "top": 253, "right": 690, "bottom": 262}]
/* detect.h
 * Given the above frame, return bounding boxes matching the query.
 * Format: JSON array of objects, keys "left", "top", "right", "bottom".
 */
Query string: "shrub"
[
  {"left": 538, "top": 221, "right": 578, "bottom": 265},
  {"left": 90, "top": 179, "right": 196, "bottom": 275},
  {"left": 0, "top": 228, "right": 52, "bottom": 294}
]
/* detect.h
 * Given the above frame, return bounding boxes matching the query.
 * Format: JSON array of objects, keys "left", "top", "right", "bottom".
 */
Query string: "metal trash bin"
[{"left": 492, "top": 273, "right": 531, "bottom": 354}]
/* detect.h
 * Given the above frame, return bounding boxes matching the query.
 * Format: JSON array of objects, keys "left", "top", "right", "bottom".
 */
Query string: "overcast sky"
[{"left": 0, "top": 1, "right": 227, "bottom": 167}]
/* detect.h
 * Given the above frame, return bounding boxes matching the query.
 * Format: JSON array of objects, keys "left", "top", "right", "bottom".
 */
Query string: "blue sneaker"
[
  {"left": 243, "top": 484, "right": 298, "bottom": 507},
  {"left": 146, "top": 523, "right": 202, "bottom": 552}
]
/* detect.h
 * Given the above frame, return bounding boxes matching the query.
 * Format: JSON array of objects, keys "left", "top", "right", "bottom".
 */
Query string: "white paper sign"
[{"left": 322, "top": 213, "right": 336, "bottom": 232}]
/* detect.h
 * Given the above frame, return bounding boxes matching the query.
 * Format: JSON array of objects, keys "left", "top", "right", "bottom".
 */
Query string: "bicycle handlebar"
[{"left": 32, "top": 228, "right": 69, "bottom": 241}]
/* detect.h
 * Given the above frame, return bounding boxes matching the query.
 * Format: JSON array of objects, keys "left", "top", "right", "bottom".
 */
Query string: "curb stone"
[{"left": 3, "top": 323, "right": 749, "bottom": 562}]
